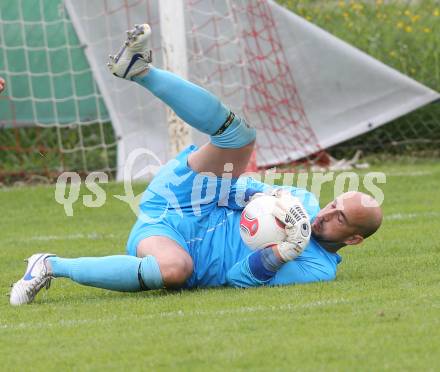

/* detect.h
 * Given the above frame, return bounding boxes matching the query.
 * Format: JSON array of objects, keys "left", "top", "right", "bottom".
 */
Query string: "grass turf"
[{"left": 1, "top": 161, "right": 439, "bottom": 371}]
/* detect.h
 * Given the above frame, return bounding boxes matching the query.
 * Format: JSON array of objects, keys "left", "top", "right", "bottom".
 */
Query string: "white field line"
[
  {"left": 385, "top": 211, "right": 440, "bottom": 221},
  {"left": 24, "top": 233, "right": 124, "bottom": 241},
  {"left": 16, "top": 211, "right": 440, "bottom": 243},
  {"left": 5, "top": 232, "right": 124, "bottom": 245},
  {"left": 384, "top": 170, "right": 438, "bottom": 177},
  {"left": 0, "top": 298, "right": 348, "bottom": 331}
]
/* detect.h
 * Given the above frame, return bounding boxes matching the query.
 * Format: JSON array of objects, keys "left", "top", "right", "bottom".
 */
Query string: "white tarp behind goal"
[{"left": 65, "top": 0, "right": 439, "bottom": 180}]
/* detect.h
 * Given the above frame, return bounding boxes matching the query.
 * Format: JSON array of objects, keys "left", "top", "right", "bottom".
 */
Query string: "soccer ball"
[{"left": 239, "top": 194, "right": 287, "bottom": 250}]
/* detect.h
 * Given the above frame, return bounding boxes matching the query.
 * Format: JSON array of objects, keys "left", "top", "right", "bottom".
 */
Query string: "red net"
[{"left": 185, "top": 0, "right": 323, "bottom": 171}]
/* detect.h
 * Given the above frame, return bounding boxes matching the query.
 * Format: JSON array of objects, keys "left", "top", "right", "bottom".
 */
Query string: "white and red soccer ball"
[{"left": 239, "top": 194, "right": 287, "bottom": 250}]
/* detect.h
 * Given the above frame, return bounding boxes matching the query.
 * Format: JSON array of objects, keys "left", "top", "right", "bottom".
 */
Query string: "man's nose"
[{"left": 321, "top": 209, "right": 336, "bottom": 221}]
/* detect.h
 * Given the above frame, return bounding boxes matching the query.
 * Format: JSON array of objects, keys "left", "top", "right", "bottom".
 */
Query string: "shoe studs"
[
  {"left": 134, "top": 24, "right": 144, "bottom": 34},
  {"left": 126, "top": 30, "right": 138, "bottom": 43},
  {"left": 143, "top": 50, "right": 152, "bottom": 63},
  {"left": 123, "top": 25, "right": 145, "bottom": 47},
  {"left": 109, "top": 24, "right": 150, "bottom": 78}
]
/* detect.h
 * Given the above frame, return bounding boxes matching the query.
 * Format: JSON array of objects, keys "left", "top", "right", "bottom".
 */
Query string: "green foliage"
[
  {"left": 279, "top": 0, "right": 440, "bottom": 88},
  {"left": 278, "top": 0, "right": 440, "bottom": 156},
  {"left": 1, "top": 162, "right": 439, "bottom": 370}
]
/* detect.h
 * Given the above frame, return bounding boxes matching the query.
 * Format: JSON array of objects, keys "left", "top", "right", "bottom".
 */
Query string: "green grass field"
[{"left": 1, "top": 161, "right": 440, "bottom": 371}]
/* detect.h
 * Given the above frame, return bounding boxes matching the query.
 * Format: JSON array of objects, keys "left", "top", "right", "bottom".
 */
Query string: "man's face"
[{"left": 311, "top": 193, "right": 364, "bottom": 244}]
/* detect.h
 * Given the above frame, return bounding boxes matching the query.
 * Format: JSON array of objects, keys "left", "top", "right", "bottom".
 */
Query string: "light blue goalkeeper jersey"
[{"left": 126, "top": 145, "right": 341, "bottom": 288}]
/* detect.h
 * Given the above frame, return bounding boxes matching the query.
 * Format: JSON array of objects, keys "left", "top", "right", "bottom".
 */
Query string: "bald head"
[
  {"left": 312, "top": 191, "right": 383, "bottom": 251},
  {"left": 340, "top": 191, "right": 383, "bottom": 239}
]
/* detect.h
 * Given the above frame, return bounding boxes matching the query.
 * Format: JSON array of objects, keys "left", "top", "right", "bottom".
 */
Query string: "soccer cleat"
[
  {"left": 9, "top": 253, "right": 55, "bottom": 306},
  {"left": 107, "top": 23, "right": 152, "bottom": 79}
]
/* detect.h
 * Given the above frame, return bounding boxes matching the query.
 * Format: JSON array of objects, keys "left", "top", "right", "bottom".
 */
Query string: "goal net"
[{"left": 0, "top": 0, "right": 115, "bottom": 181}]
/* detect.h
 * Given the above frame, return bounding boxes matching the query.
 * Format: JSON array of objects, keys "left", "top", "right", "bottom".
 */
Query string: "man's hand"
[
  {"left": 0, "top": 77, "right": 5, "bottom": 94},
  {"left": 271, "top": 192, "right": 311, "bottom": 262}
]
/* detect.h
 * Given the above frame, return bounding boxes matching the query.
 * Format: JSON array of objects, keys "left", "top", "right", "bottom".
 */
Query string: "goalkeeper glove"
[{"left": 271, "top": 191, "right": 311, "bottom": 262}]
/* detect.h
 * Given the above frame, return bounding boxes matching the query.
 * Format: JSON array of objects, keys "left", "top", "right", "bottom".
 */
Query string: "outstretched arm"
[
  {"left": 226, "top": 246, "right": 284, "bottom": 288},
  {"left": 226, "top": 248, "right": 336, "bottom": 288}
]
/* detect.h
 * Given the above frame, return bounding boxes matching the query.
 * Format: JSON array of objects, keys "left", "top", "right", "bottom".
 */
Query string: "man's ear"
[{"left": 344, "top": 235, "right": 363, "bottom": 246}]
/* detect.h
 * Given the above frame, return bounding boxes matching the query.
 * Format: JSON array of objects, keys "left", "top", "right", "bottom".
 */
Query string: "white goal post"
[{"left": 159, "top": 0, "right": 192, "bottom": 158}]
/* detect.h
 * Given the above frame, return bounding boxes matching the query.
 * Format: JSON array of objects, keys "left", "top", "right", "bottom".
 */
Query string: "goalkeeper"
[{"left": 10, "top": 24, "right": 382, "bottom": 306}]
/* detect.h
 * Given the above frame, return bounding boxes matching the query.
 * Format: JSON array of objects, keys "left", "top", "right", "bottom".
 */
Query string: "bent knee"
[
  {"left": 136, "top": 236, "right": 193, "bottom": 288},
  {"left": 160, "top": 253, "right": 193, "bottom": 287},
  {"left": 210, "top": 114, "right": 256, "bottom": 149}
]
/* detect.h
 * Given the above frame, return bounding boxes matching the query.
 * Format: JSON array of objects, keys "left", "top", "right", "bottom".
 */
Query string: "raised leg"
[
  {"left": 134, "top": 67, "right": 256, "bottom": 177},
  {"left": 109, "top": 23, "right": 257, "bottom": 177}
]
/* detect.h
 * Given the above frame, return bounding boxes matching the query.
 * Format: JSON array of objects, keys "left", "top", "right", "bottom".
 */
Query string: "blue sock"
[
  {"left": 133, "top": 67, "right": 229, "bottom": 135},
  {"left": 248, "top": 248, "right": 283, "bottom": 282},
  {"left": 48, "top": 255, "right": 163, "bottom": 292}
]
